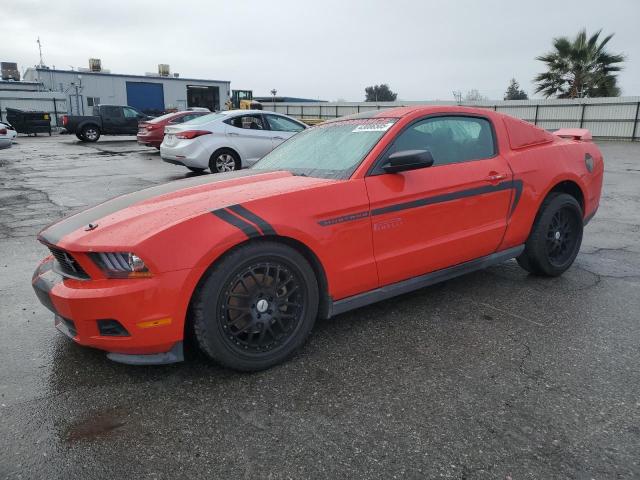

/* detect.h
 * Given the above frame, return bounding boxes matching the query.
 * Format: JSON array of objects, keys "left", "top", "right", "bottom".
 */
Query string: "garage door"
[{"left": 126, "top": 82, "right": 165, "bottom": 115}]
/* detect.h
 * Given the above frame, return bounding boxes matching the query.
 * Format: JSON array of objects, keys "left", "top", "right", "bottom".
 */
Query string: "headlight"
[{"left": 91, "top": 252, "right": 152, "bottom": 278}]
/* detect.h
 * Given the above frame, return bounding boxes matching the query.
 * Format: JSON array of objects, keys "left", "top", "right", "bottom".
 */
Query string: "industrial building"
[{"left": 23, "top": 61, "right": 231, "bottom": 115}]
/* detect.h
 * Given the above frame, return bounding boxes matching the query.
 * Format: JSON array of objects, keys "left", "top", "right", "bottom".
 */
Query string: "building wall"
[{"left": 24, "top": 68, "right": 230, "bottom": 115}]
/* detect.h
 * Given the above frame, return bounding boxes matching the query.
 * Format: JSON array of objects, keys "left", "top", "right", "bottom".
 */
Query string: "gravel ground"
[{"left": 0, "top": 135, "right": 638, "bottom": 479}]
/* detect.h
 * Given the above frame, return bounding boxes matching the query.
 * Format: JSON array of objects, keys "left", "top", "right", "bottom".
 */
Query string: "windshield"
[
  {"left": 252, "top": 118, "right": 397, "bottom": 179},
  {"left": 183, "top": 112, "right": 226, "bottom": 125}
]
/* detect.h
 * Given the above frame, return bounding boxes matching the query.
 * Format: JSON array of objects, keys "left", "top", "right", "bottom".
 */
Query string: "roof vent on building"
[
  {"left": 1, "top": 62, "right": 20, "bottom": 81},
  {"left": 89, "top": 58, "right": 102, "bottom": 72},
  {"left": 158, "top": 64, "right": 170, "bottom": 77}
]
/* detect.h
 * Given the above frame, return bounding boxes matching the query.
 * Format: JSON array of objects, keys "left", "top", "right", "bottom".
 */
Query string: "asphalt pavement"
[{"left": 0, "top": 135, "right": 638, "bottom": 479}]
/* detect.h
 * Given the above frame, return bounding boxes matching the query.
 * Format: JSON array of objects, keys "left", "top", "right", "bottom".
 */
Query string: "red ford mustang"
[{"left": 33, "top": 106, "right": 603, "bottom": 370}]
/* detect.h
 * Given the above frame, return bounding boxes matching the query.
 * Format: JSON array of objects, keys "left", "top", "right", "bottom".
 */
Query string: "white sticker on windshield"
[{"left": 352, "top": 122, "right": 395, "bottom": 133}]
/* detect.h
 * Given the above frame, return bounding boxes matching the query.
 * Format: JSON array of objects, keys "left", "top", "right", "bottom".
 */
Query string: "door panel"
[
  {"left": 225, "top": 115, "right": 273, "bottom": 165},
  {"left": 101, "top": 106, "right": 125, "bottom": 133},
  {"left": 264, "top": 114, "right": 305, "bottom": 149},
  {"left": 366, "top": 159, "right": 513, "bottom": 285},
  {"left": 365, "top": 115, "right": 513, "bottom": 286},
  {"left": 270, "top": 131, "right": 296, "bottom": 150}
]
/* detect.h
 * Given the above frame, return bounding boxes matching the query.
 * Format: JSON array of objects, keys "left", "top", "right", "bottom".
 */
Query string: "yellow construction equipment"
[{"left": 226, "top": 90, "right": 262, "bottom": 110}]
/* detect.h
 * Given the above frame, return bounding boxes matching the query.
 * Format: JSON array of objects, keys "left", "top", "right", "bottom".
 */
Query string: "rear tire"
[
  {"left": 191, "top": 241, "right": 319, "bottom": 371},
  {"left": 209, "top": 149, "right": 240, "bottom": 173},
  {"left": 517, "top": 193, "right": 583, "bottom": 277},
  {"left": 80, "top": 125, "right": 100, "bottom": 142}
]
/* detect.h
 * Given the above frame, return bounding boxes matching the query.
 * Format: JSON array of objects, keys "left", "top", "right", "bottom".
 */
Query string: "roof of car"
[
  {"left": 223, "top": 109, "right": 288, "bottom": 116},
  {"left": 326, "top": 105, "right": 499, "bottom": 123}
]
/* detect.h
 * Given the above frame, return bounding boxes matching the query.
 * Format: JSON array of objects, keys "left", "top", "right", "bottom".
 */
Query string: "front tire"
[
  {"left": 209, "top": 149, "right": 240, "bottom": 173},
  {"left": 191, "top": 241, "right": 319, "bottom": 371},
  {"left": 517, "top": 193, "right": 583, "bottom": 277},
  {"left": 80, "top": 125, "right": 100, "bottom": 142}
]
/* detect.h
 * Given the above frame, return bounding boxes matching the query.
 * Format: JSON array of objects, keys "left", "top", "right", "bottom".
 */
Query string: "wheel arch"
[
  {"left": 78, "top": 121, "right": 101, "bottom": 132},
  {"left": 209, "top": 147, "right": 242, "bottom": 170},
  {"left": 184, "top": 234, "right": 331, "bottom": 343},
  {"left": 547, "top": 179, "right": 585, "bottom": 213},
  {"left": 522, "top": 177, "right": 586, "bottom": 242}
]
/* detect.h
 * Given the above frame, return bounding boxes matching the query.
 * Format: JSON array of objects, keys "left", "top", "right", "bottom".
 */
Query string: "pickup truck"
[{"left": 61, "top": 105, "right": 151, "bottom": 142}]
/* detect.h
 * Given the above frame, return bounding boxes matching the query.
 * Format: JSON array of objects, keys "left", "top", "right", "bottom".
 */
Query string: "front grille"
[{"left": 48, "top": 246, "right": 90, "bottom": 280}]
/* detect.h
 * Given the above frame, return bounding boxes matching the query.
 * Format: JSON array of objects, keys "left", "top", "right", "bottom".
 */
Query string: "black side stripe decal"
[
  {"left": 509, "top": 179, "right": 523, "bottom": 217},
  {"left": 318, "top": 179, "right": 524, "bottom": 226},
  {"left": 227, "top": 204, "right": 276, "bottom": 235},
  {"left": 371, "top": 180, "right": 514, "bottom": 216},
  {"left": 212, "top": 209, "right": 261, "bottom": 238}
]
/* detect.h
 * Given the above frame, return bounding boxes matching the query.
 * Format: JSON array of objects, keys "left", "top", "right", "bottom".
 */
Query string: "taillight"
[
  {"left": 0, "top": 128, "right": 6, "bottom": 135},
  {"left": 176, "top": 130, "right": 212, "bottom": 140},
  {"left": 61, "top": 115, "right": 68, "bottom": 126}
]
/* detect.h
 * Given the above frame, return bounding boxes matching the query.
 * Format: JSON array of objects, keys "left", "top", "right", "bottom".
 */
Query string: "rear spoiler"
[{"left": 553, "top": 128, "right": 592, "bottom": 141}]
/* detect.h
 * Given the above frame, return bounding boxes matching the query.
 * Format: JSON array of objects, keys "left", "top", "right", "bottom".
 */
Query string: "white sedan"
[
  {"left": 160, "top": 110, "right": 306, "bottom": 173},
  {"left": 0, "top": 122, "right": 15, "bottom": 149}
]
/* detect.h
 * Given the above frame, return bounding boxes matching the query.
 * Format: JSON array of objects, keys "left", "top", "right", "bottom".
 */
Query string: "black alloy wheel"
[
  {"left": 545, "top": 207, "right": 579, "bottom": 267},
  {"left": 516, "top": 192, "right": 583, "bottom": 277},
  {"left": 220, "top": 262, "right": 304, "bottom": 353},
  {"left": 191, "top": 241, "right": 319, "bottom": 371}
]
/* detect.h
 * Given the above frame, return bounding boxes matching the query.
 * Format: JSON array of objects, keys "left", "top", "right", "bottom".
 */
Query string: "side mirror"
[{"left": 382, "top": 149, "right": 434, "bottom": 173}]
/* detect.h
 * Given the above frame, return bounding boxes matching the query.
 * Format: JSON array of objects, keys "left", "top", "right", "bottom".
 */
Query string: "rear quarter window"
[{"left": 503, "top": 116, "right": 555, "bottom": 150}]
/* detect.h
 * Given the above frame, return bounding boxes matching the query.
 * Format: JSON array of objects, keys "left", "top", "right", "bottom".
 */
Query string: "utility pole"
[{"left": 37, "top": 37, "right": 45, "bottom": 67}]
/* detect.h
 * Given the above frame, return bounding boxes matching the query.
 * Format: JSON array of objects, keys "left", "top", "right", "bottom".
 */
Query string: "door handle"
[
  {"left": 273, "top": 136, "right": 285, "bottom": 140},
  {"left": 228, "top": 132, "right": 239, "bottom": 136},
  {"left": 485, "top": 172, "right": 508, "bottom": 182}
]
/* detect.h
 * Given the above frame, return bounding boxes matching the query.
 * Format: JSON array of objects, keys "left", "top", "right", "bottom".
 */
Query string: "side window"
[
  {"left": 390, "top": 116, "right": 495, "bottom": 166},
  {"left": 87, "top": 97, "right": 100, "bottom": 107},
  {"left": 265, "top": 114, "right": 305, "bottom": 132},
  {"left": 228, "top": 115, "right": 265, "bottom": 130},
  {"left": 123, "top": 107, "right": 140, "bottom": 119},
  {"left": 181, "top": 114, "right": 200, "bottom": 122},
  {"left": 102, "top": 106, "right": 122, "bottom": 118}
]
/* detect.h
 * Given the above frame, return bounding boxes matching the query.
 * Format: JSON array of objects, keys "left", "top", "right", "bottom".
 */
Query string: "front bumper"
[{"left": 32, "top": 256, "right": 187, "bottom": 364}]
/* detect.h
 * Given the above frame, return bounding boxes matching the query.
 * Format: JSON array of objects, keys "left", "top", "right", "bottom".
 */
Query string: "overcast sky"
[{"left": 3, "top": 0, "right": 639, "bottom": 101}]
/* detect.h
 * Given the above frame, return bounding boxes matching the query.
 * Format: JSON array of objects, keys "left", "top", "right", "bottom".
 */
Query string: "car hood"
[{"left": 38, "top": 170, "right": 334, "bottom": 250}]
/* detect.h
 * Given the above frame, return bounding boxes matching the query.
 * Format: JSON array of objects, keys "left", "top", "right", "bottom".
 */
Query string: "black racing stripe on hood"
[
  {"left": 227, "top": 204, "right": 276, "bottom": 235},
  {"left": 38, "top": 169, "right": 266, "bottom": 245}
]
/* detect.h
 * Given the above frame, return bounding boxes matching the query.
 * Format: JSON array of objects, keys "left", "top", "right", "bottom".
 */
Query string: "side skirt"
[{"left": 330, "top": 245, "right": 524, "bottom": 317}]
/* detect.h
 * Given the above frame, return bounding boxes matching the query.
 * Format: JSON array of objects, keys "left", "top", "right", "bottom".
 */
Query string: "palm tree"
[{"left": 534, "top": 29, "right": 624, "bottom": 98}]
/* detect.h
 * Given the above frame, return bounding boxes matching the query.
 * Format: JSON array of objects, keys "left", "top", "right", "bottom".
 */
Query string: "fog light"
[{"left": 97, "top": 319, "right": 130, "bottom": 337}]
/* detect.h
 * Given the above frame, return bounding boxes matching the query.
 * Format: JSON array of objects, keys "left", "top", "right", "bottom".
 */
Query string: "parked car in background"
[
  {"left": 137, "top": 111, "right": 209, "bottom": 149},
  {"left": 160, "top": 110, "right": 306, "bottom": 173},
  {"left": 0, "top": 124, "right": 13, "bottom": 149},
  {"left": 61, "top": 105, "right": 151, "bottom": 142},
  {"left": 0, "top": 121, "right": 17, "bottom": 141}
]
